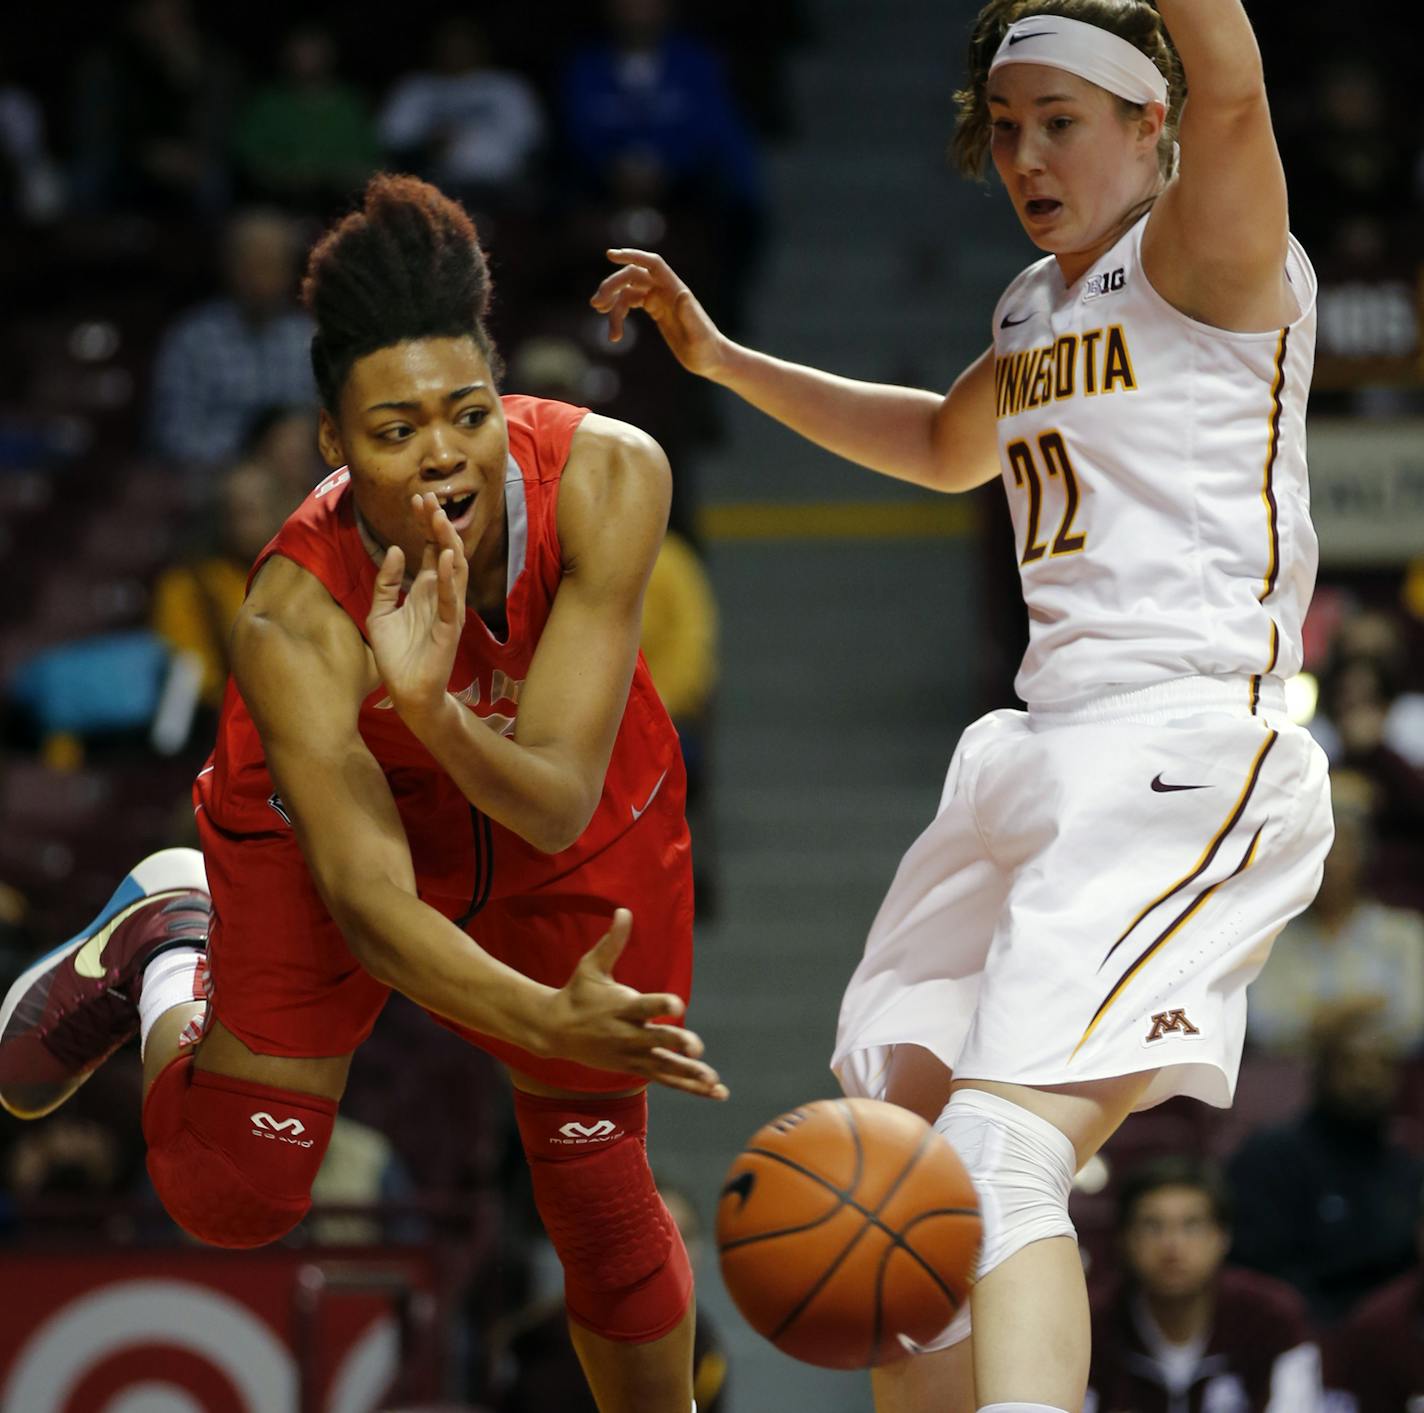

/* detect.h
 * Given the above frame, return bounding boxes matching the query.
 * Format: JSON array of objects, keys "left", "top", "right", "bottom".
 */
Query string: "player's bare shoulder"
[
  {"left": 232, "top": 555, "right": 380, "bottom": 720},
  {"left": 558, "top": 413, "right": 672, "bottom": 576}
]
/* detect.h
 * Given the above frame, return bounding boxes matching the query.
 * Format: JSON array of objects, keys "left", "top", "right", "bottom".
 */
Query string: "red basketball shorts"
[{"left": 196, "top": 787, "right": 693, "bottom": 1093}]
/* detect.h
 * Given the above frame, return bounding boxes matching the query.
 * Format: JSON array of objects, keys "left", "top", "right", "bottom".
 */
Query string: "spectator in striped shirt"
[{"left": 149, "top": 208, "right": 316, "bottom": 478}]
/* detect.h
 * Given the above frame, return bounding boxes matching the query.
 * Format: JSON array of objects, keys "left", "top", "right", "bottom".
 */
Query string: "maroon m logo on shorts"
[{"left": 1145, "top": 1008, "right": 1201, "bottom": 1042}]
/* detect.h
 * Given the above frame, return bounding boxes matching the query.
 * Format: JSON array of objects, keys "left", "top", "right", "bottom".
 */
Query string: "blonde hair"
[{"left": 953, "top": 0, "right": 1184, "bottom": 180}]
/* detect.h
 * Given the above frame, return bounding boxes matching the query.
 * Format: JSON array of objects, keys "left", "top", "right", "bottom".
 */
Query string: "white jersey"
[{"left": 991, "top": 212, "right": 1318, "bottom": 709}]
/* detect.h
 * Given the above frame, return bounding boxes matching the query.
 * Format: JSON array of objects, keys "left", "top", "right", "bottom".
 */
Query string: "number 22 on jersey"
[{"left": 1007, "top": 430, "right": 1086, "bottom": 564}]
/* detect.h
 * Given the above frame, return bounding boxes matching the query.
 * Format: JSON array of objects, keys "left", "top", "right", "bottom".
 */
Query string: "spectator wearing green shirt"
[{"left": 233, "top": 24, "right": 380, "bottom": 217}]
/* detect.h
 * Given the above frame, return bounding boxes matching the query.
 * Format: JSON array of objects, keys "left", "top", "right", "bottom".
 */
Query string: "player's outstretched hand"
[
  {"left": 590, "top": 250, "right": 728, "bottom": 379},
  {"left": 367, "top": 493, "right": 468, "bottom": 715},
  {"left": 548, "top": 909, "right": 729, "bottom": 1100}
]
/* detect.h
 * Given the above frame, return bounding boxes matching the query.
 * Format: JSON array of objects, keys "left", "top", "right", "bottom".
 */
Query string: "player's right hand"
[
  {"left": 590, "top": 250, "right": 728, "bottom": 379},
  {"left": 546, "top": 909, "right": 729, "bottom": 1101},
  {"left": 366, "top": 494, "right": 467, "bottom": 717}
]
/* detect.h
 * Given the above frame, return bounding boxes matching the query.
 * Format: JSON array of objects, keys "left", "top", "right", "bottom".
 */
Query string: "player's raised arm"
[
  {"left": 591, "top": 249, "right": 1001, "bottom": 494},
  {"left": 385, "top": 416, "right": 674, "bottom": 852},
  {"left": 1143, "top": 0, "right": 1293, "bottom": 325},
  {"left": 233, "top": 556, "right": 725, "bottom": 1099}
]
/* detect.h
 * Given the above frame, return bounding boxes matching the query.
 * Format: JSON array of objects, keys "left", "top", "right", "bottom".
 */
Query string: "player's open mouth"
[
  {"left": 1025, "top": 198, "right": 1061, "bottom": 219},
  {"left": 439, "top": 493, "right": 477, "bottom": 529}
]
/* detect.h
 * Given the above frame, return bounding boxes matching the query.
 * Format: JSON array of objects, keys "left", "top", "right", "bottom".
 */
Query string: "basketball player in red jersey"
[{"left": 0, "top": 174, "right": 723, "bottom": 1413}]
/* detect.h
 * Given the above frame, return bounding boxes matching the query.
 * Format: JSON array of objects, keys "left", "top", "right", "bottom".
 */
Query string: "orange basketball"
[{"left": 715, "top": 1097, "right": 981, "bottom": 1369}]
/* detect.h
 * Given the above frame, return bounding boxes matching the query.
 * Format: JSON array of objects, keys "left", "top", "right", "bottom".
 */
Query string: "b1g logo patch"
[
  {"left": 1144, "top": 1008, "right": 1201, "bottom": 1043},
  {"left": 1083, "top": 266, "right": 1126, "bottom": 301}
]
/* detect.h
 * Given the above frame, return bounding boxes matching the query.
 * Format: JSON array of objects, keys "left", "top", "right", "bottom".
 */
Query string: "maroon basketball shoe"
[{"left": 0, "top": 847, "right": 211, "bottom": 1118}]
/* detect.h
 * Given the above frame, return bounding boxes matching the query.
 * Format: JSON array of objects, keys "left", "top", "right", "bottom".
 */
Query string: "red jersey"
[{"left": 198, "top": 395, "right": 683, "bottom": 923}]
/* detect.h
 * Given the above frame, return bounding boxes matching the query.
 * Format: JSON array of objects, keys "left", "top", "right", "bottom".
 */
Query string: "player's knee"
[
  {"left": 515, "top": 1088, "right": 693, "bottom": 1343},
  {"left": 143, "top": 1056, "right": 337, "bottom": 1249},
  {"left": 935, "top": 1088, "right": 1077, "bottom": 1280},
  {"left": 905, "top": 1090, "right": 1078, "bottom": 1355}
]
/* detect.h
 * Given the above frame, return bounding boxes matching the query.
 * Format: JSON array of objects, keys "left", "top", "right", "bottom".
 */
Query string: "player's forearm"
[
  {"left": 708, "top": 341, "right": 951, "bottom": 490},
  {"left": 1156, "top": 0, "right": 1264, "bottom": 105},
  {"left": 332, "top": 879, "right": 559, "bottom": 1052},
  {"left": 399, "top": 693, "right": 597, "bottom": 853}
]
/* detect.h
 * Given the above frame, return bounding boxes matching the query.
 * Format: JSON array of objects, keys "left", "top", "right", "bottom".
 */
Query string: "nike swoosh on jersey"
[
  {"left": 1000, "top": 311, "right": 1033, "bottom": 328},
  {"left": 631, "top": 769, "right": 670, "bottom": 821},
  {"left": 1150, "top": 774, "right": 1212, "bottom": 793},
  {"left": 72, "top": 897, "right": 169, "bottom": 979}
]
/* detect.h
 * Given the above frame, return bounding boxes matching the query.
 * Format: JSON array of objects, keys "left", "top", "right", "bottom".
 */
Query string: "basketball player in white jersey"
[{"left": 591, "top": 1, "right": 1330, "bottom": 1410}]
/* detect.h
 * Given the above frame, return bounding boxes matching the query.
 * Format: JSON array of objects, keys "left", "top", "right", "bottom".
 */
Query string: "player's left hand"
[
  {"left": 545, "top": 910, "right": 730, "bottom": 1101},
  {"left": 367, "top": 493, "right": 468, "bottom": 715}
]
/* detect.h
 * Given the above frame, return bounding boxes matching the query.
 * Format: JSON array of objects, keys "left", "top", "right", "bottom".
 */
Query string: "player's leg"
[
  {"left": 143, "top": 1014, "right": 353, "bottom": 1248},
  {"left": 871, "top": 1343, "right": 975, "bottom": 1413},
  {"left": 511, "top": 1069, "right": 696, "bottom": 1413},
  {"left": 951, "top": 1072, "right": 1152, "bottom": 1412},
  {"left": 869, "top": 1070, "right": 1149, "bottom": 1413},
  {"left": 0, "top": 846, "right": 354, "bottom": 1248},
  {"left": 868, "top": 1044, "right": 974, "bottom": 1413}
]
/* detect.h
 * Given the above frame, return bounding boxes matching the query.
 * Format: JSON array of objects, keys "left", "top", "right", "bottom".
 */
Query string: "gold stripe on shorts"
[
  {"left": 1069, "top": 729, "right": 1279, "bottom": 1061},
  {"left": 1071, "top": 822, "right": 1266, "bottom": 1060},
  {"left": 1254, "top": 329, "right": 1288, "bottom": 714}
]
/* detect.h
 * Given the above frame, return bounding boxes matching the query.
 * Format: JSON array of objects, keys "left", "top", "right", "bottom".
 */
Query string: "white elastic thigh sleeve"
[{"left": 912, "top": 1089, "right": 1078, "bottom": 1353}]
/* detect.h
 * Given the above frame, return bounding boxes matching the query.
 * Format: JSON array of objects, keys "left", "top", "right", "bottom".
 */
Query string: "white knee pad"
[{"left": 910, "top": 1089, "right": 1077, "bottom": 1353}]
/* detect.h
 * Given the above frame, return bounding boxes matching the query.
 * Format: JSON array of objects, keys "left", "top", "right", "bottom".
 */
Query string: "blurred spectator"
[
  {"left": 507, "top": 335, "right": 610, "bottom": 410},
  {"left": 640, "top": 529, "right": 720, "bottom": 912},
  {"left": 1281, "top": 61, "right": 1414, "bottom": 272},
  {"left": 0, "top": 1050, "right": 146, "bottom": 1240},
  {"left": 378, "top": 16, "right": 548, "bottom": 214},
  {"left": 7, "top": 1117, "right": 122, "bottom": 1197},
  {"left": 1325, "top": 1182, "right": 1424, "bottom": 1412},
  {"left": 1312, "top": 612, "right": 1424, "bottom": 768},
  {"left": 71, "top": 0, "right": 238, "bottom": 215},
  {"left": 149, "top": 207, "right": 316, "bottom": 474},
  {"left": 0, "top": 881, "right": 29, "bottom": 989},
  {"left": 491, "top": 1181, "right": 728, "bottom": 1411},
  {"left": 307, "top": 1114, "right": 422, "bottom": 1246},
  {"left": 1310, "top": 612, "right": 1424, "bottom": 910},
  {"left": 683, "top": 0, "right": 811, "bottom": 139},
  {"left": 1086, "top": 1156, "right": 1321, "bottom": 1413},
  {"left": 558, "top": 0, "right": 764, "bottom": 328},
  {"left": 4, "top": 1118, "right": 125, "bottom": 1233},
  {"left": 241, "top": 403, "right": 327, "bottom": 506},
  {"left": 0, "top": 75, "right": 64, "bottom": 222},
  {"left": 1228, "top": 1001, "right": 1424, "bottom": 1325},
  {"left": 559, "top": 0, "right": 760, "bottom": 209},
  {"left": 341, "top": 991, "right": 506, "bottom": 1200},
  {"left": 1248, "top": 781, "right": 1424, "bottom": 1055},
  {"left": 232, "top": 24, "right": 380, "bottom": 218},
  {"left": 641, "top": 531, "right": 717, "bottom": 727},
  {"left": 151, "top": 459, "right": 292, "bottom": 710}
]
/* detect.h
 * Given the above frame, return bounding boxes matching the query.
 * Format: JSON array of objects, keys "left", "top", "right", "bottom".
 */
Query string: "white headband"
[{"left": 989, "top": 15, "right": 1168, "bottom": 108}]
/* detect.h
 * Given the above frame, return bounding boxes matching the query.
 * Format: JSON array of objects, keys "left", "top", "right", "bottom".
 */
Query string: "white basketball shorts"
[{"left": 833, "top": 675, "right": 1333, "bottom": 1111}]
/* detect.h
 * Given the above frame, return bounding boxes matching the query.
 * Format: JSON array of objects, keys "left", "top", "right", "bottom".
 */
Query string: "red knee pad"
[
  {"left": 143, "top": 1057, "right": 337, "bottom": 1249},
  {"left": 515, "top": 1088, "right": 693, "bottom": 1343}
]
